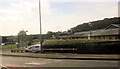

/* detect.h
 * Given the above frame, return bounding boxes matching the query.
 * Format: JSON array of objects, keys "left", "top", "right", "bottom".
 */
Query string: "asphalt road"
[{"left": 1, "top": 56, "right": 119, "bottom": 67}]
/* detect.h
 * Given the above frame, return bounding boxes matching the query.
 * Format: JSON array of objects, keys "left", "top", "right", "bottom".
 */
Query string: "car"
[
  {"left": 25, "top": 44, "right": 41, "bottom": 53},
  {"left": 1, "top": 43, "right": 5, "bottom": 46}
]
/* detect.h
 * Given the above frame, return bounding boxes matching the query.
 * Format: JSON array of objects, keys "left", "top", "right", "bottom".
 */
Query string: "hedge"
[
  {"left": 43, "top": 39, "right": 111, "bottom": 47},
  {"left": 42, "top": 39, "right": 120, "bottom": 54}
]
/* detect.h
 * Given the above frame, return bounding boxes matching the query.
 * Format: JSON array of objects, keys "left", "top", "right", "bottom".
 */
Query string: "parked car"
[
  {"left": 25, "top": 44, "right": 41, "bottom": 53},
  {"left": 1, "top": 43, "right": 5, "bottom": 46}
]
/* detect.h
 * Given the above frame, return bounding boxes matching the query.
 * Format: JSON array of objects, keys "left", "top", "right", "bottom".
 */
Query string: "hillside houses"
[{"left": 60, "top": 24, "right": 120, "bottom": 40}]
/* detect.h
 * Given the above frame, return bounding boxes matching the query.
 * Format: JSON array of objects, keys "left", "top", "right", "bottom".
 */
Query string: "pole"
[
  {"left": 39, "top": 0, "right": 43, "bottom": 52},
  {"left": 118, "top": 27, "right": 120, "bottom": 40},
  {"left": 89, "top": 23, "right": 92, "bottom": 39}
]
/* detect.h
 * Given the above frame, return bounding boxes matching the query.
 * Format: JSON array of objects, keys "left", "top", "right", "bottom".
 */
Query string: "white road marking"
[
  {"left": 25, "top": 59, "right": 62, "bottom": 65},
  {"left": 25, "top": 62, "right": 47, "bottom": 65}
]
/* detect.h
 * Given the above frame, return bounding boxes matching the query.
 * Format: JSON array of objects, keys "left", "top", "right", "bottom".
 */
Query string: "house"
[{"left": 60, "top": 24, "right": 120, "bottom": 40}]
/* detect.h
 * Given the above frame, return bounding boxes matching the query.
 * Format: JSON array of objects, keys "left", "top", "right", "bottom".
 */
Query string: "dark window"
[
  {"left": 35, "top": 46, "right": 39, "bottom": 48},
  {"left": 29, "top": 47, "right": 33, "bottom": 49}
]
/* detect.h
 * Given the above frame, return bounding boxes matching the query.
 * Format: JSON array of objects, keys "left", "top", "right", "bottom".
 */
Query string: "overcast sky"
[{"left": 0, "top": 0, "right": 119, "bottom": 36}]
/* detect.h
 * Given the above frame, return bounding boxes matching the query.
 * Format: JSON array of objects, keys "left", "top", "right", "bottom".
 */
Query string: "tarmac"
[{"left": 0, "top": 50, "right": 120, "bottom": 61}]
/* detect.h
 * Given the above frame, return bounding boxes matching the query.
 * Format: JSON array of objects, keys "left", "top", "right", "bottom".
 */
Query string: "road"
[{"left": 1, "top": 56, "right": 119, "bottom": 68}]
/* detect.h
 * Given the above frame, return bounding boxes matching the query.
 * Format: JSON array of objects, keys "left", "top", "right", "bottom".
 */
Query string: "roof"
[{"left": 106, "top": 24, "right": 120, "bottom": 30}]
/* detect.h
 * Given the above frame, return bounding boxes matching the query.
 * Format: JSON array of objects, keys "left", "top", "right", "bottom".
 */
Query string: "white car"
[
  {"left": 1, "top": 43, "right": 5, "bottom": 46},
  {"left": 25, "top": 44, "right": 41, "bottom": 53}
]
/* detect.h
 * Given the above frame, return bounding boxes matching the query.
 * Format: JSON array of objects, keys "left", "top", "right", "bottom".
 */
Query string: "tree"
[
  {"left": 18, "top": 30, "right": 28, "bottom": 48},
  {"left": 69, "top": 17, "right": 119, "bottom": 33}
]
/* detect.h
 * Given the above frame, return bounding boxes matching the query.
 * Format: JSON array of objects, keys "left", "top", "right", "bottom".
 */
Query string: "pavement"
[{"left": 1, "top": 50, "right": 120, "bottom": 60}]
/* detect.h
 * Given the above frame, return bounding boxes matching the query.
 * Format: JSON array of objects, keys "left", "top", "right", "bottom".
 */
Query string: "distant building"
[
  {"left": 60, "top": 24, "right": 120, "bottom": 40},
  {"left": 0, "top": 36, "right": 17, "bottom": 45}
]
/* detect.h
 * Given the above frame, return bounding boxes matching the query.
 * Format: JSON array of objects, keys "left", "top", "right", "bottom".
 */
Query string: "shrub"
[{"left": 42, "top": 39, "right": 120, "bottom": 54}]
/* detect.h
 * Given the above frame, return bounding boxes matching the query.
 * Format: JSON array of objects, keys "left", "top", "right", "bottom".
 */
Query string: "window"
[{"left": 35, "top": 46, "right": 40, "bottom": 48}]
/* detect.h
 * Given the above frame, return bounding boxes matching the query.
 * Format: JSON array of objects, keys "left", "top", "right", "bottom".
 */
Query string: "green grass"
[{"left": 0, "top": 44, "right": 16, "bottom": 50}]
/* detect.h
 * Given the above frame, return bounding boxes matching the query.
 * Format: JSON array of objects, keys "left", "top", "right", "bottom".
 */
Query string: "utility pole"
[{"left": 39, "top": 0, "right": 43, "bottom": 52}]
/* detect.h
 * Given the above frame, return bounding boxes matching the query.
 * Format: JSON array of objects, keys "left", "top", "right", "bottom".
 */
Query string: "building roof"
[{"left": 105, "top": 24, "right": 120, "bottom": 30}]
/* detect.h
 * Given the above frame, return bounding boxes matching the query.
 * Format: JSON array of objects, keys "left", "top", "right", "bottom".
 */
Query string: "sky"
[{"left": 0, "top": 0, "right": 119, "bottom": 36}]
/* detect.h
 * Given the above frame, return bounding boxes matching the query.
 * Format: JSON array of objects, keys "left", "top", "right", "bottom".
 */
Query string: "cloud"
[
  {"left": 0, "top": 0, "right": 54, "bottom": 35},
  {"left": 41, "top": 2, "right": 118, "bottom": 32},
  {"left": 48, "top": 0, "right": 119, "bottom": 2},
  {"left": 0, "top": 0, "right": 39, "bottom": 35},
  {"left": 0, "top": 0, "right": 118, "bottom": 36},
  {"left": 41, "top": 0, "right": 51, "bottom": 15}
]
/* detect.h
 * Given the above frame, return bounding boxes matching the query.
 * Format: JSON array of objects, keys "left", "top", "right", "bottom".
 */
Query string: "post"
[
  {"left": 118, "top": 26, "right": 120, "bottom": 40},
  {"left": 39, "top": 0, "right": 43, "bottom": 52},
  {"left": 89, "top": 23, "right": 92, "bottom": 39},
  {"left": 70, "top": 30, "right": 73, "bottom": 39}
]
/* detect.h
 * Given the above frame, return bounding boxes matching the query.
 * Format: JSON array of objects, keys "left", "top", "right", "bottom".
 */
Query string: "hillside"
[{"left": 69, "top": 17, "right": 120, "bottom": 33}]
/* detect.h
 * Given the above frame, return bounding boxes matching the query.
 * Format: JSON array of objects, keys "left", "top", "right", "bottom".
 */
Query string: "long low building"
[{"left": 60, "top": 24, "right": 120, "bottom": 40}]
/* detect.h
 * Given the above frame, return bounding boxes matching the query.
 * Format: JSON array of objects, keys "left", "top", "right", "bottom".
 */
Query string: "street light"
[
  {"left": 118, "top": 26, "right": 120, "bottom": 40},
  {"left": 89, "top": 23, "right": 92, "bottom": 39},
  {"left": 39, "top": 0, "right": 43, "bottom": 52}
]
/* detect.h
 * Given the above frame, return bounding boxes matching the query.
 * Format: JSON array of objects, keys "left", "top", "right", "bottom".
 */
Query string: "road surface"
[{"left": 1, "top": 56, "right": 119, "bottom": 67}]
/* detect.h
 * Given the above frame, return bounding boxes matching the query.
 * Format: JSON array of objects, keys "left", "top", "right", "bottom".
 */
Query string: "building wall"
[{"left": 90, "top": 35, "right": 118, "bottom": 40}]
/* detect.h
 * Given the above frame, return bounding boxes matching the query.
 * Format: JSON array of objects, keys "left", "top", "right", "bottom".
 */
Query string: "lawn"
[{"left": 0, "top": 44, "right": 16, "bottom": 50}]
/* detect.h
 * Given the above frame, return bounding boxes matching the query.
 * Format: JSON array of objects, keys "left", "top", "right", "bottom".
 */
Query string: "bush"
[
  {"left": 43, "top": 39, "right": 111, "bottom": 48},
  {"left": 42, "top": 39, "right": 120, "bottom": 54}
]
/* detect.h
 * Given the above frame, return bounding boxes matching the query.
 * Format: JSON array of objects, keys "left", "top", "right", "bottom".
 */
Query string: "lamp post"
[
  {"left": 89, "top": 23, "right": 92, "bottom": 39},
  {"left": 70, "top": 30, "right": 73, "bottom": 39},
  {"left": 39, "top": 0, "right": 43, "bottom": 52},
  {"left": 118, "top": 26, "right": 120, "bottom": 40}
]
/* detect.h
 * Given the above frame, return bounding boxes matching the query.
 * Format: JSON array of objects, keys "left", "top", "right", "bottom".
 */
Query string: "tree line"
[{"left": 68, "top": 17, "right": 120, "bottom": 33}]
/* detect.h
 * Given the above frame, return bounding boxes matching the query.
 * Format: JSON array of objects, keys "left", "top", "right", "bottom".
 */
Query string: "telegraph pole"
[{"left": 39, "top": 0, "right": 43, "bottom": 52}]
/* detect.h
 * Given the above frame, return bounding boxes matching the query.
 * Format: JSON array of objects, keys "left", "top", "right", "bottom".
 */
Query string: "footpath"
[{"left": 1, "top": 50, "right": 120, "bottom": 60}]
